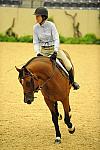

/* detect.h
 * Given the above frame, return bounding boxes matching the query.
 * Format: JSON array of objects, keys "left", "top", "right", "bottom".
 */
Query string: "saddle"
[
  {"left": 56, "top": 58, "right": 69, "bottom": 78},
  {"left": 55, "top": 50, "right": 74, "bottom": 78}
]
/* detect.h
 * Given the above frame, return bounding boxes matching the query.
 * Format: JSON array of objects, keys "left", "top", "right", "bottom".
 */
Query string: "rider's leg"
[
  {"left": 57, "top": 50, "right": 72, "bottom": 71},
  {"left": 68, "top": 68, "right": 80, "bottom": 90},
  {"left": 57, "top": 50, "right": 80, "bottom": 90}
]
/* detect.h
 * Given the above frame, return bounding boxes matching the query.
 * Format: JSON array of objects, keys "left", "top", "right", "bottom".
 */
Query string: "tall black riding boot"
[{"left": 68, "top": 68, "right": 80, "bottom": 90}]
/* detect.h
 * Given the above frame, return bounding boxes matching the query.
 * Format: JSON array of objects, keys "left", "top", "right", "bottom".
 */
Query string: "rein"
[{"left": 39, "top": 61, "right": 56, "bottom": 90}]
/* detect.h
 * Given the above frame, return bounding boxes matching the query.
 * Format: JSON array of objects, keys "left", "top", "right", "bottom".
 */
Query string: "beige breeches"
[{"left": 41, "top": 48, "right": 72, "bottom": 71}]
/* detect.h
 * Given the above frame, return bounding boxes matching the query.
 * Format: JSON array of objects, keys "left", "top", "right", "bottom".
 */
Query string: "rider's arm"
[
  {"left": 51, "top": 23, "right": 60, "bottom": 53},
  {"left": 33, "top": 25, "right": 40, "bottom": 55}
]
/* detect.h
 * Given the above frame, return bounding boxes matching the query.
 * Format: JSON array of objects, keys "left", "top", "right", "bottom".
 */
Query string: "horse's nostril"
[
  {"left": 24, "top": 93, "right": 34, "bottom": 104},
  {"left": 27, "top": 100, "right": 32, "bottom": 104}
]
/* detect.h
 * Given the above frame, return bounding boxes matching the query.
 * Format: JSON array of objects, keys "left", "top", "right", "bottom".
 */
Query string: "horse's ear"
[{"left": 15, "top": 66, "right": 21, "bottom": 72}]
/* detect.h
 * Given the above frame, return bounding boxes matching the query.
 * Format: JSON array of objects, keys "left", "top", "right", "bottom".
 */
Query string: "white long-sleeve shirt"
[{"left": 33, "top": 21, "right": 60, "bottom": 55}]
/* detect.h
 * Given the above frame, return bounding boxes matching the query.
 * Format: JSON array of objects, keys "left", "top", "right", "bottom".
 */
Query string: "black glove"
[
  {"left": 50, "top": 52, "right": 57, "bottom": 61},
  {"left": 37, "top": 53, "right": 43, "bottom": 57}
]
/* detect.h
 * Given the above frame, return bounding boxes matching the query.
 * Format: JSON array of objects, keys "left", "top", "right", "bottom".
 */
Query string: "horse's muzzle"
[{"left": 24, "top": 92, "right": 34, "bottom": 104}]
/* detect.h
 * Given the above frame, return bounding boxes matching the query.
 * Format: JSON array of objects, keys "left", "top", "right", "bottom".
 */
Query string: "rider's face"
[{"left": 35, "top": 15, "right": 42, "bottom": 24}]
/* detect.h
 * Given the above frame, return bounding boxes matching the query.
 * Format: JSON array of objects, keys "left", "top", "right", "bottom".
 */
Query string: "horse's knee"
[
  {"left": 54, "top": 102, "right": 59, "bottom": 117},
  {"left": 52, "top": 112, "right": 58, "bottom": 124}
]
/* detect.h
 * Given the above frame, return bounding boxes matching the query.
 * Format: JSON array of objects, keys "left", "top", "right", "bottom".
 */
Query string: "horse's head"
[{"left": 15, "top": 66, "right": 39, "bottom": 104}]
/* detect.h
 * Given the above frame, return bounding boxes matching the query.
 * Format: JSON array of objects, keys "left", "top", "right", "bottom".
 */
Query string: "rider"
[{"left": 33, "top": 7, "right": 80, "bottom": 90}]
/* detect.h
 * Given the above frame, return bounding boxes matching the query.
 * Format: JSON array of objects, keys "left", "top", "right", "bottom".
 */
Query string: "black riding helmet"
[{"left": 34, "top": 7, "right": 48, "bottom": 19}]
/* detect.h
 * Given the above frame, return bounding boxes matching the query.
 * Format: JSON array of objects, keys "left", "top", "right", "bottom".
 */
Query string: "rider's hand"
[
  {"left": 37, "top": 53, "right": 43, "bottom": 57},
  {"left": 50, "top": 52, "right": 57, "bottom": 62}
]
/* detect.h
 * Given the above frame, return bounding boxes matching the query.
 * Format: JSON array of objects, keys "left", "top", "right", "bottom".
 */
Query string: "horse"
[{"left": 15, "top": 54, "right": 75, "bottom": 144}]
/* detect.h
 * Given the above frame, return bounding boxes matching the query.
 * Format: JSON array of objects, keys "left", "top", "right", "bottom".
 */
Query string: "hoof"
[
  {"left": 58, "top": 114, "right": 62, "bottom": 120},
  {"left": 68, "top": 125, "right": 75, "bottom": 134},
  {"left": 55, "top": 137, "right": 61, "bottom": 144}
]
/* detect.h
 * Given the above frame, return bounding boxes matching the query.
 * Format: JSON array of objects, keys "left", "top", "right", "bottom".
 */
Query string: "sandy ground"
[{"left": 0, "top": 42, "right": 100, "bottom": 150}]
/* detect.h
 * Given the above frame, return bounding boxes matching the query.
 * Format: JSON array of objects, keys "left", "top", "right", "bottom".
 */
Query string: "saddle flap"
[{"left": 56, "top": 58, "right": 69, "bottom": 78}]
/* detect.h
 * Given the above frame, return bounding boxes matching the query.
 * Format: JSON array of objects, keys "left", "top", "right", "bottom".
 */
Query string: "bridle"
[
  {"left": 18, "top": 59, "right": 56, "bottom": 103},
  {"left": 20, "top": 72, "right": 39, "bottom": 93}
]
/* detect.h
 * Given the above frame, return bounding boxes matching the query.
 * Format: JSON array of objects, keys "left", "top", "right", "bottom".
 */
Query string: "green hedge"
[
  {"left": 0, "top": 34, "right": 17, "bottom": 42},
  {"left": 18, "top": 35, "right": 33, "bottom": 43},
  {"left": 59, "top": 34, "right": 100, "bottom": 44},
  {"left": 0, "top": 33, "right": 100, "bottom": 44}
]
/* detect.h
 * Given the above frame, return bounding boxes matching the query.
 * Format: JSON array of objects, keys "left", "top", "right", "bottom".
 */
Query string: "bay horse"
[{"left": 16, "top": 53, "right": 75, "bottom": 144}]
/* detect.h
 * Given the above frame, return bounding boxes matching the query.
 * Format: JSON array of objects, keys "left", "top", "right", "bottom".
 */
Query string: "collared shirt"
[{"left": 33, "top": 21, "right": 60, "bottom": 55}]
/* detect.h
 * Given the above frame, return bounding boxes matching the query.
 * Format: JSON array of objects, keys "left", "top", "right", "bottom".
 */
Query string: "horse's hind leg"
[
  {"left": 62, "top": 98, "right": 75, "bottom": 134},
  {"left": 64, "top": 112, "right": 75, "bottom": 134},
  {"left": 54, "top": 102, "right": 70, "bottom": 120},
  {"left": 69, "top": 105, "right": 71, "bottom": 112},
  {"left": 44, "top": 98, "right": 61, "bottom": 144},
  {"left": 54, "top": 102, "right": 62, "bottom": 120},
  {"left": 69, "top": 105, "right": 72, "bottom": 119}
]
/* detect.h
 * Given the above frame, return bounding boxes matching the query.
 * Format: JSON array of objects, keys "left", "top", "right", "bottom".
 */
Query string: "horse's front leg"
[
  {"left": 44, "top": 98, "right": 61, "bottom": 144},
  {"left": 62, "top": 98, "right": 75, "bottom": 134},
  {"left": 54, "top": 102, "right": 62, "bottom": 120}
]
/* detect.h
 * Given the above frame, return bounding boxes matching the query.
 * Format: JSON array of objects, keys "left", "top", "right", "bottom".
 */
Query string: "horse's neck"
[{"left": 27, "top": 59, "right": 52, "bottom": 81}]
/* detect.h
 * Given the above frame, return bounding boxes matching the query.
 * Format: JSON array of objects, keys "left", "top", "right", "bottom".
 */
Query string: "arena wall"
[{"left": 0, "top": 7, "right": 100, "bottom": 37}]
